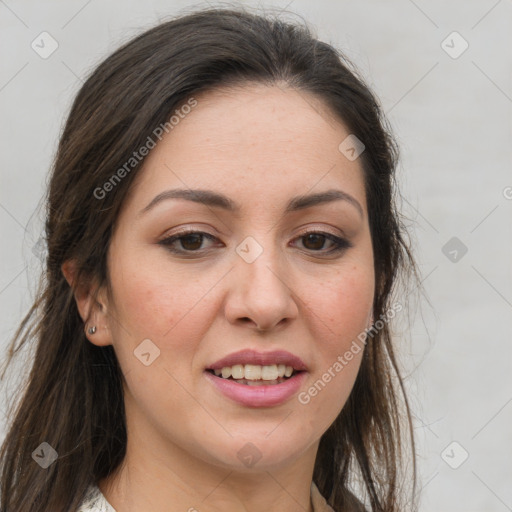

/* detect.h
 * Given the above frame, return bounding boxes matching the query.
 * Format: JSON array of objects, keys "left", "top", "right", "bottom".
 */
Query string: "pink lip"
[
  {"left": 206, "top": 349, "right": 308, "bottom": 371},
  {"left": 204, "top": 370, "right": 308, "bottom": 407}
]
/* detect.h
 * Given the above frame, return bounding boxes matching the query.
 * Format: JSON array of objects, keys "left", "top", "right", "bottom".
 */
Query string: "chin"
[{"left": 199, "top": 436, "right": 309, "bottom": 473}]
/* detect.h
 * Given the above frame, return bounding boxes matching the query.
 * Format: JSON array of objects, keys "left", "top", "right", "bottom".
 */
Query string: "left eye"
[
  {"left": 298, "top": 231, "right": 350, "bottom": 252},
  {"left": 158, "top": 230, "right": 352, "bottom": 255}
]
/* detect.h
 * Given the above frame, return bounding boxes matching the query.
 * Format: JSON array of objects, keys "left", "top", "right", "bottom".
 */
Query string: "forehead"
[{"left": 125, "top": 83, "right": 367, "bottom": 217}]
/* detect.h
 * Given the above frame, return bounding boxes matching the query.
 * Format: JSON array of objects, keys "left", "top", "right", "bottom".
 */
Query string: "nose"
[{"left": 224, "top": 241, "right": 299, "bottom": 332}]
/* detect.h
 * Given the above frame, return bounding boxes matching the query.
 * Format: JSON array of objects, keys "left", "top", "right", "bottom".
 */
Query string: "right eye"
[{"left": 158, "top": 230, "right": 220, "bottom": 254}]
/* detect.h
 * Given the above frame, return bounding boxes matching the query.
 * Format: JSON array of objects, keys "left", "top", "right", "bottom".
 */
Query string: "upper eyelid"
[
  {"left": 161, "top": 226, "right": 346, "bottom": 242},
  {"left": 162, "top": 221, "right": 348, "bottom": 237}
]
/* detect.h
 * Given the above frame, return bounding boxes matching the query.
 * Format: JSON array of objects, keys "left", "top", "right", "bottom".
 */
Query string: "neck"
[{"left": 99, "top": 405, "right": 319, "bottom": 512}]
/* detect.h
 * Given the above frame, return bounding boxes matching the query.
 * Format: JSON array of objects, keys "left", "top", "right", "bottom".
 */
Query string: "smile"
[{"left": 204, "top": 368, "right": 307, "bottom": 407}]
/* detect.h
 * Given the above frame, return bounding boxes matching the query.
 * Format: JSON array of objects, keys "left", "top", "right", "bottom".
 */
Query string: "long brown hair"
[{"left": 0, "top": 6, "right": 421, "bottom": 511}]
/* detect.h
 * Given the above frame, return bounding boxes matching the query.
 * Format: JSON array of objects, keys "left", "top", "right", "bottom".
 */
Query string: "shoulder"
[{"left": 76, "top": 485, "right": 116, "bottom": 512}]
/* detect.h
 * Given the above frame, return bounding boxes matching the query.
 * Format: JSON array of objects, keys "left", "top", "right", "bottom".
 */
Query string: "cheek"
[
  {"left": 106, "top": 261, "right": 217, "bottom": 410},
  {"left": 306, "top": 263, "right": 374, "bottom": 344},
  {"left": 112, "top": 261, "right": 213, "bottom": 338},
  {"left": 297, "top": 263, "right": 372, "bottom": 421},
  {"left": 107, "top": 258, "right": 221, "bottom": 360}
]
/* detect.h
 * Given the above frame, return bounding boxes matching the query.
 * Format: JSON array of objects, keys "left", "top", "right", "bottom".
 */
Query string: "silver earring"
[{"left": 88, "top": 325, "right": 97, "bottom": 335}]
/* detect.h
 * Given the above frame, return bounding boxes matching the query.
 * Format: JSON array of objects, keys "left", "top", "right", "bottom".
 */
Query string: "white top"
[
  {"left": 77, "top": 481, "right": 335, "bottom": 511},
  {"left": 77, "top": 485, "right": 116, "bottom": 512}
]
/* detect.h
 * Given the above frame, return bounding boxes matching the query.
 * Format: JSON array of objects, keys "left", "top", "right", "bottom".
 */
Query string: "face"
[{"left": 97, "top": 84, "right": 374, "bottom": 473}]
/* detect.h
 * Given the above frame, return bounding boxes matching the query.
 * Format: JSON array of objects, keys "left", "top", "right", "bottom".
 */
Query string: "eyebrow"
[{"left": 139, "top": 188, "right": 364, "bottom": 219}]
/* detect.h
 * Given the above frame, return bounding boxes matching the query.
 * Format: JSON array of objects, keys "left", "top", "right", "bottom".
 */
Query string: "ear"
[{"left": 61, "top": 259, "right": 112, "bottom": 347}]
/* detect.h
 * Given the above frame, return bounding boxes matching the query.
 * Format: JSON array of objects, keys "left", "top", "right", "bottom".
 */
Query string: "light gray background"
[{"left": 1, "top": 1, "right": 511, "bottom": 511}]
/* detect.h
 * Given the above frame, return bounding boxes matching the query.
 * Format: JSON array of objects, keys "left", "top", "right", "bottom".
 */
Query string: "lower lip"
[{"left": 204, "top": 370, "right": 307, "bottom": 407}]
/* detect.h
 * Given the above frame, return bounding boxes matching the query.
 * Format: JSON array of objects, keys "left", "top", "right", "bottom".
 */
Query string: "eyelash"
[{"left": 158, "top": 228, "right": 353, "bottom": 256}]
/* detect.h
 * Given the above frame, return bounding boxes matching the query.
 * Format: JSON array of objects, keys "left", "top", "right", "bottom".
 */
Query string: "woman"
[{"left": 0, "top": 6, "right": 420, "bottom": 512}]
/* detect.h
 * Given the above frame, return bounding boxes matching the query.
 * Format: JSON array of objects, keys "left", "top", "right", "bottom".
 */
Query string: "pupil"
[
  {"left": 181, "top": 234, "right": 202, "bottom": 250},
  {"left": 304, "top": 233, "right": 324, "bottom": 250}
]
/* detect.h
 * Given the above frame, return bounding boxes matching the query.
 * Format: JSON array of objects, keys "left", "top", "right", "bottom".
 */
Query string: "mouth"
[
  {"left": 204, "top": 349, "right": 308, "bottom": 405},
  {"left": 205, "top": 365, "right": 304, "bottom": 386},
  {"left": 204, "top": 365, "right": 308, "bottom": 407}
]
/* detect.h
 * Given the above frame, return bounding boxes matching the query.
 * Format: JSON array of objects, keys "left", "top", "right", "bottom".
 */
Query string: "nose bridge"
[
  {"left": 227, "top": 232, "right": 298, "bottom": 330},
  {"left": 234, "top": 233, "right": 284, "bottom": 286}
]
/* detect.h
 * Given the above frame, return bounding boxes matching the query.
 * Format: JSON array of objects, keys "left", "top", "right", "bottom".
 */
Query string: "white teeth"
[
  {"left": 212, "top": 364, "right": 295, "bottom": 380},
  {"left": 231, "top": 364, "right": 244, "bottom": 379},
  {"left": 244, "top": 364, "right": 262, "bottom": 380},
  {"left": 261, "top": 365, "right": 279, "bottom": 380}
]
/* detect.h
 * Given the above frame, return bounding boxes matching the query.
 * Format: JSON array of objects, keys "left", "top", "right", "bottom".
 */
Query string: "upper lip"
[{"left": 206, "top": 349, "right": 308, "bottom": 371}]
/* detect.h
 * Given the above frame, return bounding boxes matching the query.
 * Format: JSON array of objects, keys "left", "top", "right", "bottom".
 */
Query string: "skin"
[{"left": 63, "top": 83, "right": 375, "bottom": 512}]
